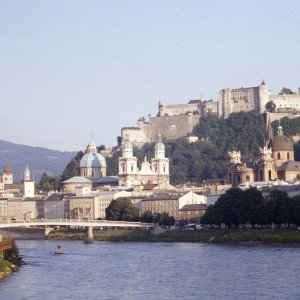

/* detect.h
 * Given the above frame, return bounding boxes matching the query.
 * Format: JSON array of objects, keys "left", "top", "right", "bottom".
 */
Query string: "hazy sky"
[{"left": 1, "top": 0, "right": 300, "bottom": 151}]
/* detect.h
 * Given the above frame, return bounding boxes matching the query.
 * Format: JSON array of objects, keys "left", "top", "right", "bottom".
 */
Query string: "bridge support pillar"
[
  {"left": 84, "top": 226, "right": 93, "bottom": 243},
  {"left": 44, "top": 227, "right": 53, "bottom": 237}
]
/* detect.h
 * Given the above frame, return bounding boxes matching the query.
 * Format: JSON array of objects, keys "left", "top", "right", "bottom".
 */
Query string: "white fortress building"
[
  {"left": 122, "top": 81, "right": 300, "bottom": 147},
  {"left": 121, "top": 98, "right": 218, "bottom": 148},
  {"left": 118, "top": 133, "right": 170, "bottom": 188},
  {"left": 218, "top": 81, "right": 270, "bottom": 117},
  {"left": 218, "top": 81, "right": 300, "bottom": 118}
]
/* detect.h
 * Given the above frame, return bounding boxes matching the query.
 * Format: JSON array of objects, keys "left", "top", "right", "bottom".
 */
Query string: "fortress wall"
[
  {"left": 270, "top": 93, "right": 300, "bottom": 111},
  {"left": 160, "top": 103, "right": 200, "bottom": 116},
  {"left": 269, "top": 112, "right": 300, "bottom": 122},
  {"left": 121, "top": 127, "right": 147, "bottom": 147},
  {"left": 146, "top": 115, "right": 200, "bottom": 142}
]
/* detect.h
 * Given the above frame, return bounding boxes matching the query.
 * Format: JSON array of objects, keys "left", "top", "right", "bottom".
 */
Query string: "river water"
[{"left": 1, "top": 240, "right": 300, "bottom": 299}]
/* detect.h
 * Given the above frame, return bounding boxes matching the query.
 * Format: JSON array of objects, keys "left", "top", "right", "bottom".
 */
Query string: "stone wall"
[{"left": 121, "top": 114, "right": 200, "bottom": 147}]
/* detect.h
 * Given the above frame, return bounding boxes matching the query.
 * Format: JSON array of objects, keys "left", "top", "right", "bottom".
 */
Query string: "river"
[{"left": 1, "top": 240, "right": 300, "bottom": 299}]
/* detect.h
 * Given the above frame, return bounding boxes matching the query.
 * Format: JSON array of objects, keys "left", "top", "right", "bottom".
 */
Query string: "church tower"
[
  {"left": 257, "top": 144, "right": 276, "bottom": 181},
  {"left": 151, "top": 133, "right": 170, "bottom": 185},
  {"left": 23, "top": 164, "right": 35, "bottom": 198},
  {"left": 3, "top": 163, "right": 13, "bottom": 184},
  {"left": 118, "top": 135, "right": 138, "bottom": 187}
]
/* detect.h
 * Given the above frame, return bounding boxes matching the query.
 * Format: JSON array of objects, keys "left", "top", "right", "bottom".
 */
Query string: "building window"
[
  {"left": 277, "top": 153, "right": 281, "bottom": 159},
  {"left": 246, "top": 175, "right": 250, "bottom": 182},
  {"left": 268, "top": 170, "right": 272, "bottom": 180},
  {"left": 131, "top": 166, "right": 133, "bottom": 172},
  {"left": 260, "top": 170, "right": 263, "bottom": 181},
  {"left": 287, "top": 152, "right": 290, "bottom": 159}
]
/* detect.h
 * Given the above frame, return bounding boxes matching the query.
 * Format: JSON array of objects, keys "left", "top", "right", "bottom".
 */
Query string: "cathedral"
[
  {"left": 80, "top": 139, "right": 107, "bottom": 178},
  {"left": 118, "top": 133, "right": 170, "bottom": 188},
  {"left": 227, "top": 123, "right": 300, "bottom": 186}
]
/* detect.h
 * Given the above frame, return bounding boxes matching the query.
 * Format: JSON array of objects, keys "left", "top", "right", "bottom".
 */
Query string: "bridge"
[{"left": 0, "top": 219, "right": 155, "bottom": 242}]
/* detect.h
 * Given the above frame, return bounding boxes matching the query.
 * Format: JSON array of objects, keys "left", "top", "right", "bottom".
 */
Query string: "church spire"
[
  {"left": 277, "top": 120, "right": 283, "bottom": 135},
  {"left": 24, "top": 164, "right": 31, "bottom": 181}
]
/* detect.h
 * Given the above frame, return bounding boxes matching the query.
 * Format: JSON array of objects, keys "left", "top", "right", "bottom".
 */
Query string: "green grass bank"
[{"left": 47, "top": 229, "right": 300, "bottom": 244}]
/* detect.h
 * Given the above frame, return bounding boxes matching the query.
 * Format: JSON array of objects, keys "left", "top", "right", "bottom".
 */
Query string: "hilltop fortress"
[{"left": 122, "top": 81, "right": 300, "bottom": 147}]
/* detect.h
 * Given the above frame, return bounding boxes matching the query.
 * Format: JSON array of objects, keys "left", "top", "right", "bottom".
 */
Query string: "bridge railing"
[{"left": 0, "top": 219, "right": 154, "bottom": 227}]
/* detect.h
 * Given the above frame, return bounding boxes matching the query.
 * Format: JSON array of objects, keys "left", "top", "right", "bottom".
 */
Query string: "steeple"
[
  {"left": 277, "top": 120, "right": 283, "bottom": 135},
  {"left": 24, "top": 164, "right": 31, "bottom": 181},
  {"left": 122, "top": 134, "right": 133, "bottom": 158},
  {"left": 154, "top": 131, "right": 165, "bottom": 159}
]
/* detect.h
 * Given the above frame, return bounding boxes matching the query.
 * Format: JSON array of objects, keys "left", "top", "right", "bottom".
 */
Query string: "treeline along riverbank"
[{"left": 46, "top": 228, "right": 300, "bottom": 244}]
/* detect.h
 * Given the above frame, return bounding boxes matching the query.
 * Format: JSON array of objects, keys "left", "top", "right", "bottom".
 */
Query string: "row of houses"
[{"left": 0, "top": 183, "right": 222, "bottom": 223}]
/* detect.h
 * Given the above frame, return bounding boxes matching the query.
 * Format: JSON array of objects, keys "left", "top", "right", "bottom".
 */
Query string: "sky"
[{"left": 1, "top": 0, "right": 300, "bottom": 152}]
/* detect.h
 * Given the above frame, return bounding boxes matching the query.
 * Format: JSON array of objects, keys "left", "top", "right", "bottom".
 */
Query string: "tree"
[
  {"left": 265, "top": 190, "right": 291, "bottom": 225},
  {"left": 239, "top": 187, "right": 265, "bottom": 225},
  {"left": 157, "top": 212, "right": 175, "bottom": 227},
  {"left": 265, "top": 101, "right": 276, "bottom": 113},
  {"left": 279, "top": 87, "right": 294, "bottom": 95},
  {"left": 97, "top": 144, "right": 106, "bottom": 152},
  {"left": 61, "top": 151, "right": 84, "bottom": 181},
  {"left": 290, "top": 196, "right": 300, "bottom": 224},
  {"left": 105, "top": 197, "right": 139, "bottom": 221},
  {"left": 38, "top": 172, "right": 53, "bottom": 191},
  {"left": 140, "top": 210, "right": 154, "bottom": 223},
  {"left": 201, "top": 188, "right": 243, "bottom": 226},
  {"left": 38, "top": 172, "right": 61, "bottom": 192},
  {"left": 106, "top": 148, "right": 121, "bottom": 176}
]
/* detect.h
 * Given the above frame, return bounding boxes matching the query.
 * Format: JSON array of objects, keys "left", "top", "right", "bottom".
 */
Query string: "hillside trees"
[
  {"left": 265, "top": 101, "right": 276, "bottom": 112},
  {"left": 58, "top": 111, "right": 300, "bottom": 186},
  {"left": 279, "top": 87, "right": 295, "bottom": 95},
  {"left": 193, "top": 111, "right": 266, "bottom": 158},
  {"left": 271, "top": 116, "right": 300, "bottom": 137},
  {"left": 61, "top": 151, "right": 84, "bottom": 181},
  {"left": 38, "top": 172, "right": 61, "bottom": 192}
]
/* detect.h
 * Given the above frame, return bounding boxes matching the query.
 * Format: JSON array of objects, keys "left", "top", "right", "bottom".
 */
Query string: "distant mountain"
[{"left": 0, "top": 140, "right": 77, "bottom": 182}]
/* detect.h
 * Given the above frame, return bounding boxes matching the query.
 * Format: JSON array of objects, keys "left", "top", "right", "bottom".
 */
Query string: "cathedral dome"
[
  {"left": 272, "top": 135, "right": 293, "bottom": 151},
  {"left": 80, "top": 152, "right": 106, "bottom": 168},
  {"left": 272, "top": 124, "right": 293, "bottom": 152}
]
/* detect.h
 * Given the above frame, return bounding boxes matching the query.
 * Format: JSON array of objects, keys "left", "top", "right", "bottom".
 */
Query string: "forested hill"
[
  {"left": 0, "top": 140, "right": 76, "bottom": 181},
  {"left": 105, "top": 111, "right": 267, "bottom": 185},
  {"left": 50, "top": 111, "right": 300, "bottom": 188}
]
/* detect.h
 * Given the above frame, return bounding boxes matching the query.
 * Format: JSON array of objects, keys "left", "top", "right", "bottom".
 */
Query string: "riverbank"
[
  {"left": 46, "top": 229, "right": 300, "bottom": 244},
  {"left": 0, "top": 260, "right": 18, "bottom": 280}
]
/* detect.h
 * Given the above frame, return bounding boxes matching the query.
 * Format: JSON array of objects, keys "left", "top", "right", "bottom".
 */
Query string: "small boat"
[{"left": 55, "top": 245, "right": 63, "bottom": 254}]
